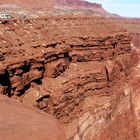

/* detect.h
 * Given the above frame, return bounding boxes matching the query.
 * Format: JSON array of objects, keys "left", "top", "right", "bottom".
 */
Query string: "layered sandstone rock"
[
  {"left": 0, "top": 0, "right": 115, "bottom": 18},
  {"left": 0, "top": 17, "right": 139, "bottom": 139},
  {"left": 116, "top": 18, "right": 140, "bottom": 140},
  {"left": 108, "top": 18, "right": 140, "bottom": 49},
  {"left": 131, "top": 33, "right": 140, "bottom": 48}
]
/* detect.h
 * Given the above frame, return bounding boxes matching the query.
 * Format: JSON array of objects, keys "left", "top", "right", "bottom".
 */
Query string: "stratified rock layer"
[
  {"left": 0, "top": 0, "right": 111, "bottom": 18},
  {"left": 0, "top": 17, "right": 139, "bottom": 139}
]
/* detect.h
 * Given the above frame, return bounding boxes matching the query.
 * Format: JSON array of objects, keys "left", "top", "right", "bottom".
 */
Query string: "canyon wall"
[
  {"left": 110, "top": 18, "right": 140, "bottom": 48},
  {"left": 124, "top": 19, "right": 140, "bottom": 140},
  {"left": 131, "top": 33, "right": 140, "bottom": 48},
  {"left": 0, "top": 17, "right": 139, "bottom": 139}
]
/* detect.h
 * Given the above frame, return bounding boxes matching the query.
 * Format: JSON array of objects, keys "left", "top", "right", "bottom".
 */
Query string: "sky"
[{"left": 88, "top": 0, "right": 140, "bottom": 17}]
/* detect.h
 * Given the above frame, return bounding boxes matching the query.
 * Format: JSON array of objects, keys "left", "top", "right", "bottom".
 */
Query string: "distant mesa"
[
  {"left": 55, "top": 0, "right": 103, "bottom": 9},
  {"left": 0, "top": 0, "right": 118, "bottom": 17}
]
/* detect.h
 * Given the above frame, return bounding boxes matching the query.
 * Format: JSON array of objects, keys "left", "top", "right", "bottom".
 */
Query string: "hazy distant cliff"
[{"left": 0, "top": 0, "right": 111, "bottom": 17}]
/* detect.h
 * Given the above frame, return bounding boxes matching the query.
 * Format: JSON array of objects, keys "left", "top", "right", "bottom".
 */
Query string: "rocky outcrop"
[
  {"left": 115, "top": 17, "right": 140, "bottom": 139},
  {"left": 55, "top": 0, "right": 103, "bottom": 10},
  {"left": 131, "top": 33, "right": 140, "bottom": 48},
  {"left": 56, "top": 0, "right": 102, "bottom": 8},
  {"left": 0, "top": 94, "right": 65, "bottom": 140},
  {"left": 0, "top": 17, "right": 139, "bottom": 139},
  {"left": 110, "top": 18, "right": 140, "bottom": 48},
  {"left": 54, "top": 0, "right": 112, "bottom": 17}
]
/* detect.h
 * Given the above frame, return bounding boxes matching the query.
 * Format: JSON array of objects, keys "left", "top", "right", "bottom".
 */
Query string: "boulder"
[{"left": 0, "top": 95, "right": 66, "bottom": 140}]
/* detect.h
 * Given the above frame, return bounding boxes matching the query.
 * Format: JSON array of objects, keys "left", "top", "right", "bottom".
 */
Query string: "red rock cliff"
[
  {"left": 0, "top": 0, "right": 102, "bottom": 10},
  {"left": 55, "top": 0, "right": 102, "bottom": 9},
  {"left": 0, "top": 0, "right": 111, "bottom": 17},
  {"left": 0, "top": 17, "right": 139, "bottom": 139}
]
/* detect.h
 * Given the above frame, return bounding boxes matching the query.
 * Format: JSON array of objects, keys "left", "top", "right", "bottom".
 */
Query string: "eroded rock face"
[
  {"left": 0, "top": 0, "right": 111, "bottom": 17},
  {"left": 0, "top": 17, "right": 139, "bottom": 139},
  {"left": 128, "top": 43, "right": 140, "bottom": 139},
  {"left": 131, "top": 33, "right": 140, "bottom": 48},
  {"left": 0, "top": 94, "right": 66, "bottom": 140}
]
